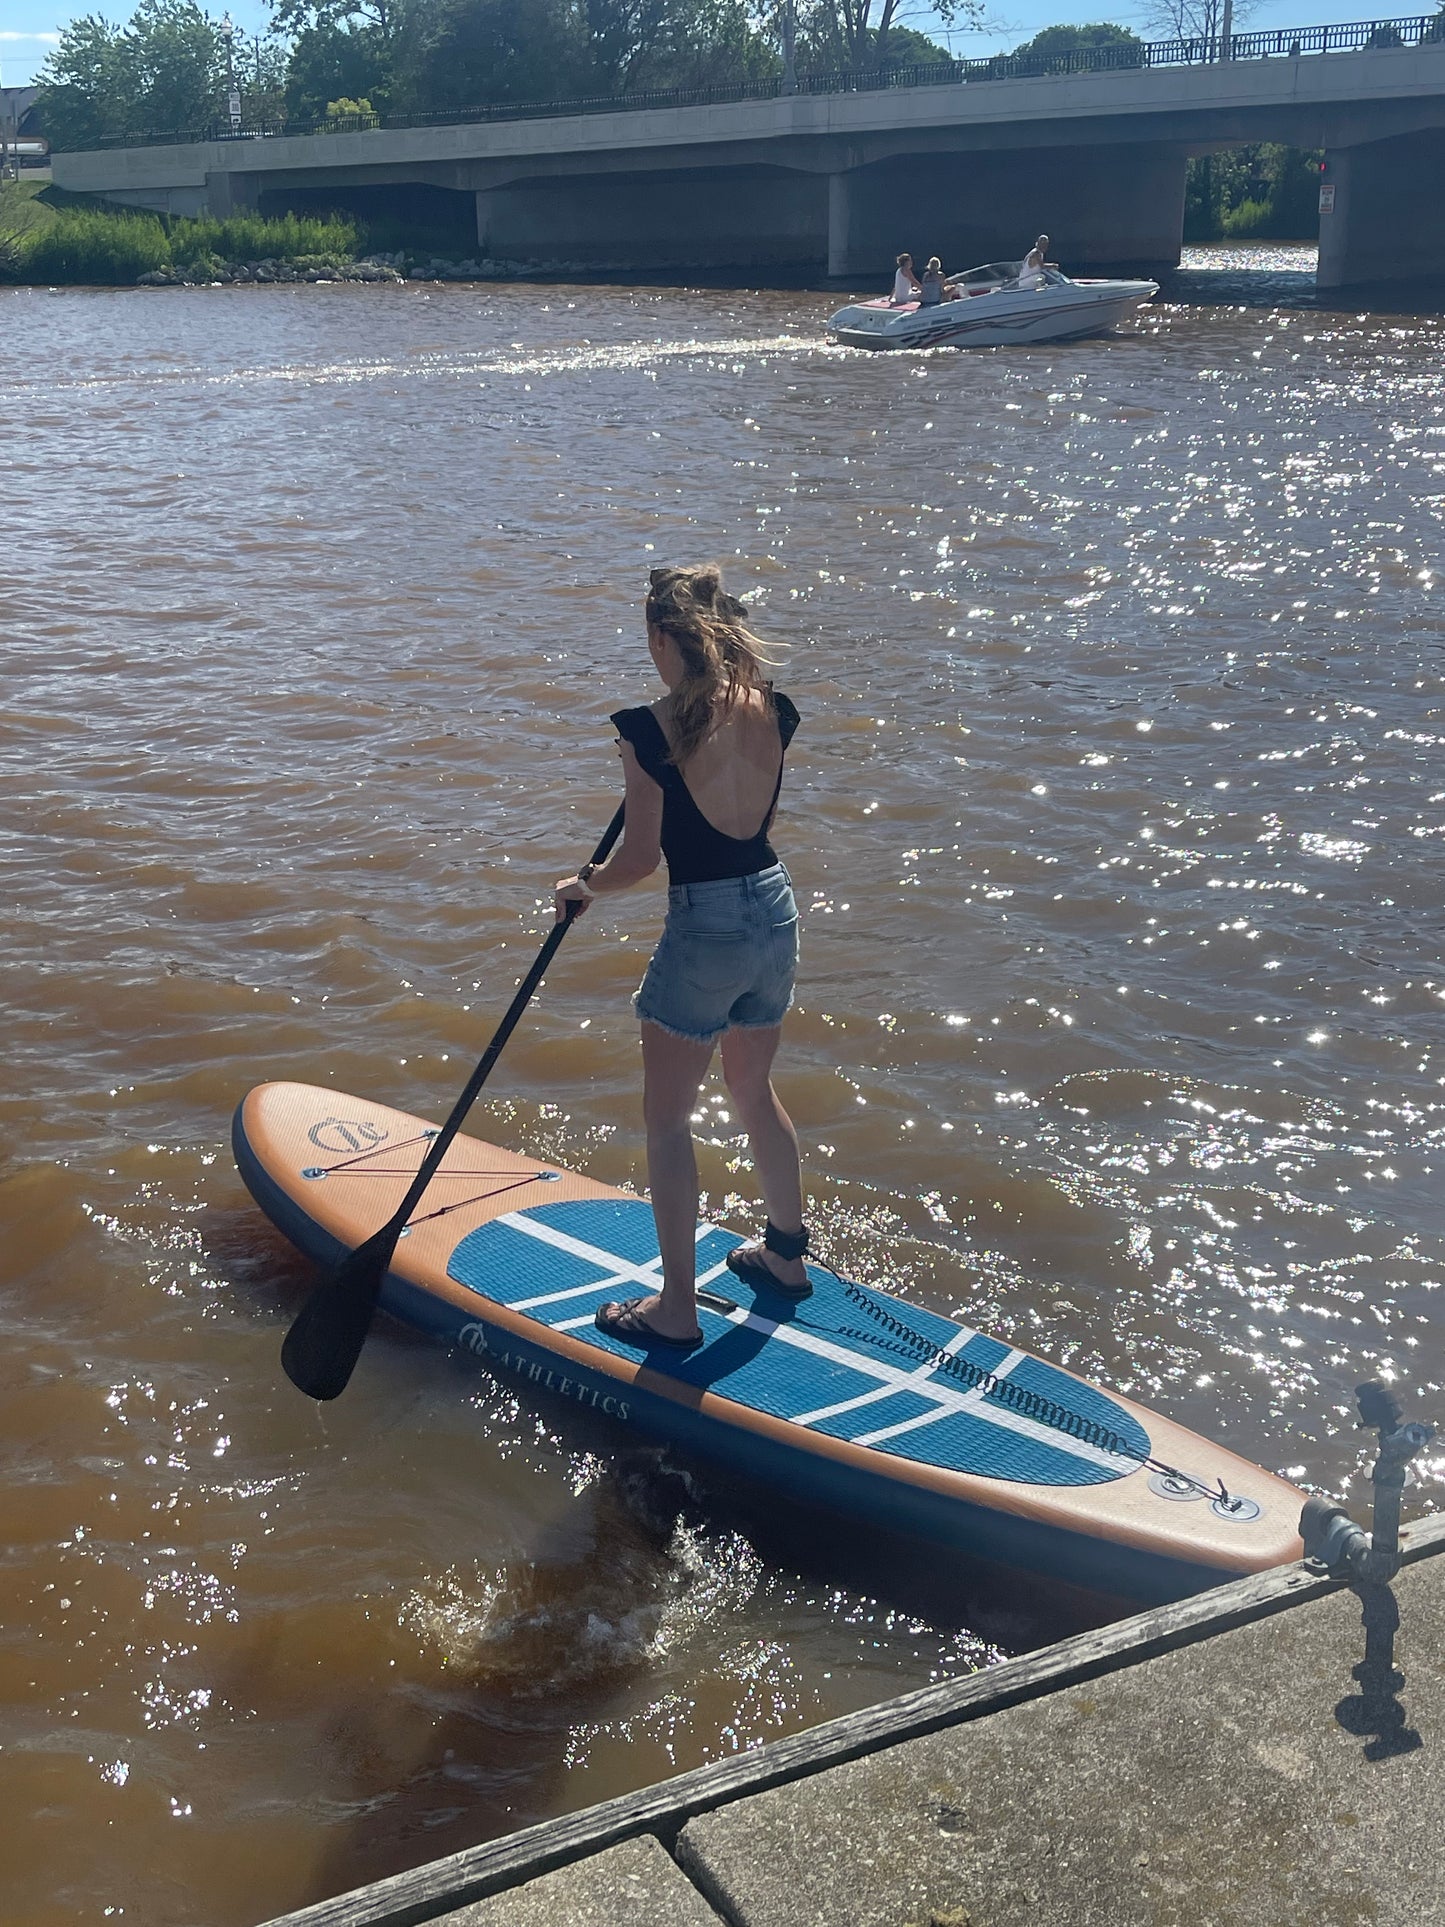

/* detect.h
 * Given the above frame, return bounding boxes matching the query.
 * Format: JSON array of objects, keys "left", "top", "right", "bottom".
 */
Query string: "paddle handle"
[{"left": 379, "top": 805, "right": 625, "bottom": 1238}]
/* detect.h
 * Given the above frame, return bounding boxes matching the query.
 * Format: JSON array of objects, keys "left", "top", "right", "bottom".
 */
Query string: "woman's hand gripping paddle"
[{"left": 280, "top": 807, "right": 625, "bottom": 1400}]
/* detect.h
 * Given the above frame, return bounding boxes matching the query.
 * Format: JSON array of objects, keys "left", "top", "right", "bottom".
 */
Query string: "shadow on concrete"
[{"left": 1334, "top": 1577, "right": 1424, "bottom": 1763}]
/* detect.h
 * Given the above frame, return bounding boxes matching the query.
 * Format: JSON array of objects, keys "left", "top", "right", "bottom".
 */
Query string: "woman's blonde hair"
[{"left": 645, "top": 563, "right": 777, "bottom": 767}]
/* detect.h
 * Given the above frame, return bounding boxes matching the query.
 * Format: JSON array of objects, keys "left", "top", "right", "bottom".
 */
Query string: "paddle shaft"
[
  {"left": 280, "top": 806, "right": 624, "bottom": 1398},
  {"left": 375, "top": 804, "right": 625, "bottom": 1245}
]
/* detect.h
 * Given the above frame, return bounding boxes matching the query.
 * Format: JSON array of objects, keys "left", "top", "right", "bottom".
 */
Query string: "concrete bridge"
[{"left": 52, "top": 38, "right": 1445, "bottom": 290}]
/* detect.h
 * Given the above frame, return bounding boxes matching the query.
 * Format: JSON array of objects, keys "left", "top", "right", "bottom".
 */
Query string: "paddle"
[{"left": 280, "top": 805, "right": 625, "bottom": 1400}]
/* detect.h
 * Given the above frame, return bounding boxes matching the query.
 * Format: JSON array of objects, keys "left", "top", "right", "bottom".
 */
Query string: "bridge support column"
[
  {"left": 1317, "top": 130, "right": 1445, "bottom": 290},
  {"left": 204, "top": 171, "right": 259, "bottom": 218},
  {"left": 828, "top": 170, "right": 897, "bottom": 279},
  {"left": 473, "top": 169, "right": 826, "bottom": 271},
  {"left": 825, "top": 144, "right": 1185, "bottom": 287}
]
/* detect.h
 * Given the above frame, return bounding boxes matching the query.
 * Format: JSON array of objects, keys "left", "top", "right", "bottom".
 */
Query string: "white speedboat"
[{"left": 830, "top": 261, "right": 1158, "bottom": 349}]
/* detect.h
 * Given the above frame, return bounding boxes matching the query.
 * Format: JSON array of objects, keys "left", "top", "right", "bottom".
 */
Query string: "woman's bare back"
[{"left": 653, "top": 687, "right": 783, "bottom": 842}]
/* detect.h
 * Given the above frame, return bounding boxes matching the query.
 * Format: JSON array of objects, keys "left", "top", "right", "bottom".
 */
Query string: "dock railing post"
[{"left": 1299, "top": 1380, "right": 1434, "bottom": 1583}]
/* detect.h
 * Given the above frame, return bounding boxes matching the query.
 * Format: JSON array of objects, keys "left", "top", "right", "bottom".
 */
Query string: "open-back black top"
[{"left": 611, "top": 691, "right": 800, "bottom": 886}]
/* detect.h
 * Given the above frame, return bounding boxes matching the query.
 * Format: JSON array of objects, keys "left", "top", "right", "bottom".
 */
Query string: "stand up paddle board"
[{"left": 234, "top": 1082, "right": 1305, "bottom": 1602}]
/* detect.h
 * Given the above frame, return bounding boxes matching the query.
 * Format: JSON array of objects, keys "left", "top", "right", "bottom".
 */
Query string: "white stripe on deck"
[
  {"left": 855, "top": 1347, "right": 1030, "bottom": 1446},
  {"left": 509, "top": 1222, "right": 711, "bottom": 1311},
  {"left": 793, "top": 1322, "right": 979, "bottom": 1427},
  {"left": 496, "top": 1212, "right": 1133, "bottom": 1474}
]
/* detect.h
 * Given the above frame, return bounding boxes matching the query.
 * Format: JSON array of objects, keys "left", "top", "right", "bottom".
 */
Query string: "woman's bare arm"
[{"left": 554, "top": 741, "right": 662, "bottom": 918}]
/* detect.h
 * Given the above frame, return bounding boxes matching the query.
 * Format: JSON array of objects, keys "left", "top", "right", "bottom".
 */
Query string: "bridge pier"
[
  {"left": 474, "top": 167, "right": 827, "bottom": 271},
  {"left": 1317, "top": 129, "right": 1445, "bottom": 289},
  {"left": 825, "top": 145, "right": 1186, "bottom": 282},
  {"left": 206, "top": 171, "right": 259, "bottom": 218}
]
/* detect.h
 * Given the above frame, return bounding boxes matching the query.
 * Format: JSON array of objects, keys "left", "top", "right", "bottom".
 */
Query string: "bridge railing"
[{"left": 66, "top": 14, "right": 1445, "bottom": 150}]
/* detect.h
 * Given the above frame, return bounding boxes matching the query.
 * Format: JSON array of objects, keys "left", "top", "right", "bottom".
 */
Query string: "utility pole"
[
  {"left": 781, "top": 0, "right": 798, "bottom": 94},
  {"left": 1218, "top": 0, "right": 1234, "bottom": 60},
  {"left": 222, "top": 13, "right": 242, "bottom": 132}
]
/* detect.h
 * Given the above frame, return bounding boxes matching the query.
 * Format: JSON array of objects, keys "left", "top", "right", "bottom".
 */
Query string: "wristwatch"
[{"left": 577, "top": 862, "right": 597, "bottom": 885}]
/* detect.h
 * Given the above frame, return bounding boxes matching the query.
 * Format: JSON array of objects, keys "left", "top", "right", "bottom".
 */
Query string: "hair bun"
[{"left": 690, "top": 564, "right": 723, "bottom": 602}]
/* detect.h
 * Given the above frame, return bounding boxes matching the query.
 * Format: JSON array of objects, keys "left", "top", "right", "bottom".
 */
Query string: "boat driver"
[{"left": 1017, "top": 235, "right": 1049, "bottom": 289}]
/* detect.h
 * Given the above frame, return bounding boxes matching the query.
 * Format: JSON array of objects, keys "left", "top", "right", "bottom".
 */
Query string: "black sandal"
[
  {"left": 594, "top": 1298, "right": 704, "bottom": 1350},
  {"left": 725, "top": 1221, "right": 813, "bottom": 1300}
]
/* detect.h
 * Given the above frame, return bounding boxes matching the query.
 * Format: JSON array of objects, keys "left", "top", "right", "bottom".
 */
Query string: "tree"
[
  {"left": 393, "top": 0, "right": 579, "bottom": 109},
  {"left": 38, "top": 0, "right": 225, "bottom": 144},
  {"left": 795, "top": 0, "right": 979, "bottom": 74},
  {"left": 1140, "top": 0, "right": 1255, "bottom": 49},
  {"left": 1009, "top": 21, "right": 1143, "bottom": 65},
  {"left": 871, "top": 22, "right": 951, "bottom": 66},
  {"left": 125, "top": 0, "right": 225, "bottom": 130},
  {"left": 284, "top": 19, "right": 393, "bottom": 118},
  {"left": 34, "top": 15, "right": 137, "bottom": 149}
]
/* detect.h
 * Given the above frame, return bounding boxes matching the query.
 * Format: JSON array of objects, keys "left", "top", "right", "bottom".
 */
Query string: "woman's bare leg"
[
  {"left": 631, "top": 1019, "right": 715, "bottom": 1339},
  {"left": 719, "top": 1024, "right": 808, "bottom": 1289}
]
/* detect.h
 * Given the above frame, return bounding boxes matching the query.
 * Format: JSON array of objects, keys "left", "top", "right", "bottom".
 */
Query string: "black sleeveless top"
[{"left": 611, "top": 691, "right": 800, "bottom": 887}]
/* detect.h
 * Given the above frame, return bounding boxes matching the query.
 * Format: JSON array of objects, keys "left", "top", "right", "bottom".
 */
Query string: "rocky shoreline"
[{"left": 133, "top": 249, "right": 629, "bottom": 287}]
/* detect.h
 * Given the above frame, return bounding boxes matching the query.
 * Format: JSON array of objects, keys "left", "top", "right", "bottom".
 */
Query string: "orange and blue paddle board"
[{"left": 234, "top": 1081, "right": 1304, "bottom": 1602}]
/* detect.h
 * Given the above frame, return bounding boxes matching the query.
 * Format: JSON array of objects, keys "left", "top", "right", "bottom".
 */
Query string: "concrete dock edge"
[{"left": 254, "top": 1511, "right": 1445, "bottom": 1927}]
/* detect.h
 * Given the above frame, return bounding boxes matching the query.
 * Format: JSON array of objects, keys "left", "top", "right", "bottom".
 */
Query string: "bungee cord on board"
[{"left": 801, "top": 1256, "right": 1242, "bottom": 1508}]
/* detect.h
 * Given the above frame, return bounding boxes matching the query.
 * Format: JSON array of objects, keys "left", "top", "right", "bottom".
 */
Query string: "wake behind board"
[{"left": 234, "top": 1082, "right": 1304, "bottom": 1603}]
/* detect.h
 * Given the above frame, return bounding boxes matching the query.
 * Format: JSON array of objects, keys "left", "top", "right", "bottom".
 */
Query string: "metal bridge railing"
[{"left": 69, "top": 14, "right": 1445, "bottom": 151}]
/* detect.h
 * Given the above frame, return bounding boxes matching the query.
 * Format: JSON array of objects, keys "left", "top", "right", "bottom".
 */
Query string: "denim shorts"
[{"left": 634, "top": 863, "right": 799, "bottom": 1045}]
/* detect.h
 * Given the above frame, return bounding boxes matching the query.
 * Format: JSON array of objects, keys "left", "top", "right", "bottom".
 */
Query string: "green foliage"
[
  {"left": 1010, "top": 20, "right": 1143, "bottom": 62},
  {"left": 1220, "top": 195, "right": 1270, "bottom": 237},
  {"left": 793, "top": 0, "right": 979, "bottom": 75},
  {"left": 0, "top": 180, "right": 63, "bottom": 239},
  {"left": 36, "top": 0, "right": 985, "bottom": 146},
  {"left": 22, "top": 206, "right": 172, "bottom": 281},
  {"left": 871, "top": 23, "right": 952, "bottom": 66},
  {"left": 284, "top": 21, "right": 392, "bottom": 120},
  {"left": 1186, "top": 143, "right": 1321, "bottom": 241},
  {"left": 34, "top": 14, "right": 139, "bottom": 149},
  {"left": 395, "top": 0, "right": 581, "bottom": 110},
  {"left": 38, "top": 0, "right": 225, "bottom": 145},
  {"left": 0, "top": 201, "right": 358, "bottom": 282},
  {"left": 166, "top": 209, "right": 358, "bottom": 262}
]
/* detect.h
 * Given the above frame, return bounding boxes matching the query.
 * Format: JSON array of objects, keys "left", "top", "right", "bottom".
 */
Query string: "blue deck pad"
[{"left": 446, "top": 1199, "right": 1149, "bottom": 1489}]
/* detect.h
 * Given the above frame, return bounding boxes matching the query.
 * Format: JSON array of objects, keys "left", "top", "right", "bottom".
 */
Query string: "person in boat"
[
  {"left": 891, "top": 252, "right": 922, "bottom": 304},
  {"left": 918, "top": 257, "right": 947, "bottom": 304},
  {"left": 1017, "top": 235, "right": 1050, "bottom": 289},
  {"left": 553, "top": 565, "right": 808, "bottom": 1350}
]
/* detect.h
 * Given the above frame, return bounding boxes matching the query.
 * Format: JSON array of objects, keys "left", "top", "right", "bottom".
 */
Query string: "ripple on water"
[{"left": 1, "top": 265, "right": 1442, "bottom": 1925}]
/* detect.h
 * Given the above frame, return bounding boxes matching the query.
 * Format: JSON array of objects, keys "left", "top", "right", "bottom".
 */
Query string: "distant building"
[
  {"left": 1, "top": 85, "right": 46, "bottom": 166},
  {"left": 1, "top": 85, "right": 40, "bottom": 131}
]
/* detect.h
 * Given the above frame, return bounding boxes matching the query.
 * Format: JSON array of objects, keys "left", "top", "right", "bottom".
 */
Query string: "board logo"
[
  {"left": 454, "top": 1321, "right": 630, "bottom": 1422},
  {"left": 308, "top": 1116, "right": 389, "bottom": 1154}
]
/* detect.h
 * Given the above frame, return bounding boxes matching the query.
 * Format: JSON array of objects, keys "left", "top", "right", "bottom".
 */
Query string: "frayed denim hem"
[{"left": 637, "top": 1011, "right": 727, "bottom": 1046}]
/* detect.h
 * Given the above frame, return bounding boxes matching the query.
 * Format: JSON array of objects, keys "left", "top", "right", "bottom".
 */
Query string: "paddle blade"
[{"left": 280, "top": 1225, "right": 398, "bottom": 1400}]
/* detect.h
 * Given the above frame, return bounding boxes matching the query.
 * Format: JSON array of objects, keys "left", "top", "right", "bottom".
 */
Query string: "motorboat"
[{"left": 829, "top": 261, "right": 1158, "bottom": 350}]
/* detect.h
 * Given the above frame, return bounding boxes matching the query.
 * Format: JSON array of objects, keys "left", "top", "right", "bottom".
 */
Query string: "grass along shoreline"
[{"left": 0, "top": 188, "right": 399, "bottom": 287}]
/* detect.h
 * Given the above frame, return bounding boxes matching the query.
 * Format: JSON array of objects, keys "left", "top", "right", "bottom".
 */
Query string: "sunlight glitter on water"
[{"left": 2, "top": 263, "right": 1443, "bottom": 1923}]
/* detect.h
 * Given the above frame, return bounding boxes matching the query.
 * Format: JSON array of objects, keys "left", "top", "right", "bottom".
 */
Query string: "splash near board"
[{"left": 234, "top": 1082, "right": 1305, "bottom": 1602}]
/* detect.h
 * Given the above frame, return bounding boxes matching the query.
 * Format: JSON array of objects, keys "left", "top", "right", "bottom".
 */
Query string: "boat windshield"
[{"left": 955, "top": 262, "right": 1020, "bottom": 287}]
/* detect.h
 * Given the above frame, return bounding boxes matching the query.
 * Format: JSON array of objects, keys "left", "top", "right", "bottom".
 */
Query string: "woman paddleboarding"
[{"left": 554, "top": 565, "right": 806, "bottom": 1350}]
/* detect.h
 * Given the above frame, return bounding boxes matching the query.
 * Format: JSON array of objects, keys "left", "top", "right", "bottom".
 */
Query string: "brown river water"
[{"left": 2, "top": 243, "right": 1443, "bottom": 1925}]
